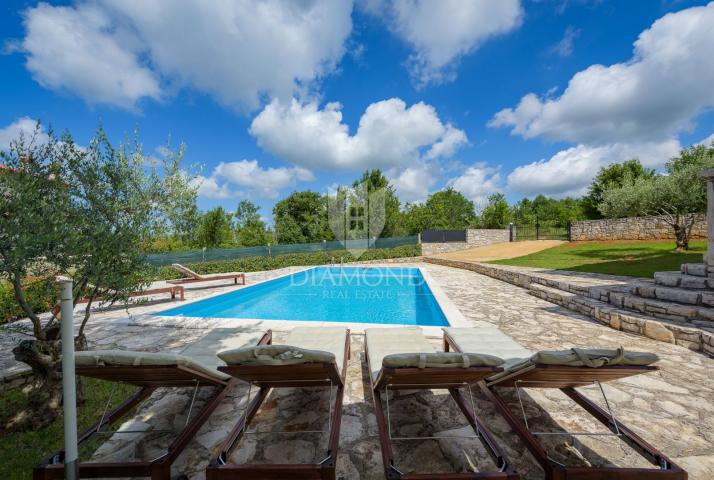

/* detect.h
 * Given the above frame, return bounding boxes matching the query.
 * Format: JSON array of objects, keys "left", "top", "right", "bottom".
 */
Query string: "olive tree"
[
  {"left": 0, "top": 125, "right": 187, "bottom": 427},
  {"left": 599, "top": 144, "right": 714, "bottom": 251}
]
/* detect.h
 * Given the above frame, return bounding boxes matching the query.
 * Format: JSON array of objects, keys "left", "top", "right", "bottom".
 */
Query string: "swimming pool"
[{"left": 158, "top": 266, "right": 450, "bottom": 326}]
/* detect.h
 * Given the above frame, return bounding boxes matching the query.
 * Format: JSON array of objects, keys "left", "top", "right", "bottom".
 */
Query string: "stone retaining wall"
[
  {"left": 570, "top": 214, "right": 706, "bottom": 241},
  {"left": 421, "top": 229, "right": 508, "bottom": 255},
  {"left": 423, "top": 257, "right": 714, "bottom": 357}
]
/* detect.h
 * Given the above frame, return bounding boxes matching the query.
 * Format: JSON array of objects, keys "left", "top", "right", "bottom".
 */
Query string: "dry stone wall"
[
  {"left": 570, "top": 214, "right": 706, "bottom": 241},
  {"left": 421, "top": 229, "right": 509, "bottom": 255}
]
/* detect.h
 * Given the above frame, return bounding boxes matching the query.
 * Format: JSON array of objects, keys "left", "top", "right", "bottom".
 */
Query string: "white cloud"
[
  {"left": 448, "top": 163, "right": 502, "bottom": 206},
  {"left": 388, "top": 163, "right": 440, "bottom": 203},
  {"left": 506, "top": 140, "right": 681, "bottom": 198},
  {"left": 17, "top": 0, "right": 353, "bottom": 110},
  {"left": 19, "top": 3, "right": 161, "bottom": 109},
  {"left": 698, "top": 133, "right": 714, "bottom": 147},
  {"left": 490, "top": 2, "right": 714, "bottom": 144},
  {"left": 362, "top": 0, "right": 523, "bottom": 86},
  {"left": 190, "top": 175, "right": 238, "bottom": 200},
  {"left": 550, "top": 25, "right": 580, "bottom": 57},
  {"left": 194, "top": 160, "right": 315, "bottom": 200},
  {"left": 250, "top": 97, "right": 467, "bottom": 170},
  {"left": 0, "top": 117, "right": 48, "bottom": 150}
]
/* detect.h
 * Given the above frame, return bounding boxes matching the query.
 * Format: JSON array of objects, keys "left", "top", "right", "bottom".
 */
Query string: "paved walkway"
[
  {"left": 429, "top": 240, "right": 565, "bottom": 262},
  {"left": 2, "top": 263, "right": 713, "bottom": 478}
]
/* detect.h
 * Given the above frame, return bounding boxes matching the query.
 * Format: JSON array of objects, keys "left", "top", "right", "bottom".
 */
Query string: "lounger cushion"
[
  {"left": 172, "top": 263, "right": 203, "bottom": 279},
  {"left": 180, "top": 327, "right": 267, "bottom": 370},
  {"left": 285, "top": 327, "right": 349, "bottom": 374},
  {"left": 75, "top": 350, "right": 230, "bottom": 381},
  {"left": 218, "top": 345, "right": 336, "bottom": 368},
  {"left": 525, "top": 347, "right": 659, "bottom": 368},
  {"left": 382, "top": 352, "right": 503, "bottom": 369},
  {"left": 444, "top": 327, "right": 533, "bottom": 368},
  {"left": 365, "top": 327, "right": 435, "bottom": 381}
]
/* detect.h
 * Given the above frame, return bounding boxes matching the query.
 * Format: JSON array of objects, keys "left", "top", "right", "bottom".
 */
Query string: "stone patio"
[{"left": 3, "top": 263, "right": 714, "bottom": 479}]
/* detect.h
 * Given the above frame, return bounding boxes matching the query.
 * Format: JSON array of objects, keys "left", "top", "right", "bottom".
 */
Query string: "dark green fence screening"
[{"left": 145, "top": 235, "right": 419, "bottom": 266}]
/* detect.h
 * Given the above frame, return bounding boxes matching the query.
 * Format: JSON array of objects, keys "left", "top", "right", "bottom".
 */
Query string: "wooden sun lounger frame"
[
  {"left": 167, "top": 272, "right": 246, "bottom": 286},
  {"left": 443, "top": 331, "right": 687, "bottom": 480},
  {"left": 32, "top": 346, "right": 257, "bottom": 480},
  {"left": 366, "top": 339, "right": 519, "bottom": 480},
  {"left": 205, "top": 329, "right": 350, "bottom": 480}
]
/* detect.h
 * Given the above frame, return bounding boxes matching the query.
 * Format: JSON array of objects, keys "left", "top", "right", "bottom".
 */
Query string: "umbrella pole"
[{"left": 59, "top": 278, "right": 78, "bottom": 480}]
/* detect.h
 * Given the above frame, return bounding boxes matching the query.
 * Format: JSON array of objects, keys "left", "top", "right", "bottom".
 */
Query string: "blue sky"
[{"left": 2, "top": 0, "right": 714, "bottom": 223}]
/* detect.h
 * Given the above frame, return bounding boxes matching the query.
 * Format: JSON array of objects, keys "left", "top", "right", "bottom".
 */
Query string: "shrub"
[
  {"left": 149, "top": 244, "right": 421, "bottom": 280},
  {"left": 0, "top": 278, "right": 55, "bottom": 325}
]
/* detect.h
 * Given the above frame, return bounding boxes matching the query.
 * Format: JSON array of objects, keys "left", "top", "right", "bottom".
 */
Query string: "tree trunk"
[
  {"left": 9, "top": 333, "right": 88, "bottom": 430},
  {"left": 673, "top": 223, "right": 689, "bottom": 252},
  {"left": 11, "top": 338, "right": 63, "bottom": 429}
]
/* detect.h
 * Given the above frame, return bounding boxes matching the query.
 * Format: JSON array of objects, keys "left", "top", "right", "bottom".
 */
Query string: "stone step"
[
  {"left": 681, "top": 263, "right": 708, "bottom": 277},
  {"left": 605, "top": 289, "right": 714, "bottom": 325},
  {"left": 528, "top": 283, "right": 714, "bottom": 355},
  {"left": 654, "top": 271, "right": 712, "bottom": 289},
  {"left": 628, "top": 282, "right": 714, "bottom": 306}
]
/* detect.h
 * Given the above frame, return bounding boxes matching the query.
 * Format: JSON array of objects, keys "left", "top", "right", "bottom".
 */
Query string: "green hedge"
[
  {"left": 0, "top": 279, "right": 56, "bottom": 325},
  {"left": 0, "top": 244, "right": 422, "bottom": 324},
  {"left": 149, "top": 244, "right": 422, "bottom": 280}
]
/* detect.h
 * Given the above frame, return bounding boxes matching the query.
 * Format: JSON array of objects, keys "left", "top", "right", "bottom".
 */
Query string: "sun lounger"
[
  {"left": 365, "top": 326, "right": 519, "bottom": 479},
  {"left": 443, "top": 327, "right": 687, "bottom": 480},
  {"left": 34, "top": 327, "right": 268, "bottom": 480},
  {"left": 206, "top": 326, "right": 350, "bottom": 480},
  {"left": 167, "top": 263, "right": 245, "bottom": 286}
]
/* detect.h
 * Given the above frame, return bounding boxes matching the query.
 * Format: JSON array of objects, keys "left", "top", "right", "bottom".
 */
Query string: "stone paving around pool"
[{"left": 3, "top": 263, "right": 714, "bottom": 479}]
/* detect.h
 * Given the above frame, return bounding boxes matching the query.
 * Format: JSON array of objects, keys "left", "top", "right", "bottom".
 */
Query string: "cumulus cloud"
[
  {"left": 506, "top": 140, "right": 681, "bottom": 198},
  {"left": 16, "top": 0, "right": 353, "bottom": 110},
  {"left": 388, "top": 163, "right": 440, "bottom": 203},
  {"left": 250, "top": 98, "right": 467, "bottom": 170},
  {"left": 448, "top": 163, "right": 502, "bottom": 206},
  {"left": 194, "top": 160, "right": 315, "bottom": 200},
  {"left": 362, "top": 0, "right": 523, "bottom": 86},
  {"left": 18, "top": 3, "right": 161, "bottom": 109},
  {"left": 0, "top": 117, "right": 48, "bottom": 150},
  {"left": 490, "top": 2, "right": 714, "bottom": 144}
]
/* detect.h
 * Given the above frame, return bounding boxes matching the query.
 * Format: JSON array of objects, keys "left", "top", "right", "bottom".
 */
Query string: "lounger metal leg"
[{"left": 514, "top": 379, "right": 622, "bottom": 437}]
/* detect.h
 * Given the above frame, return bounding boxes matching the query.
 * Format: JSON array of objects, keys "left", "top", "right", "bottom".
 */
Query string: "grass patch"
[
  {"left": 0, "top": 379, "right": 137, "bottom": 479},
  {"left": 490, "top": 239, "right": 706, "bottom": 278}
]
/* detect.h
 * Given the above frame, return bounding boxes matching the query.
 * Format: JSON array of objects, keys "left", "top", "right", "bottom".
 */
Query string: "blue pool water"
[{"left": 158, "top": 267, "right": 449, "bottom": 326}]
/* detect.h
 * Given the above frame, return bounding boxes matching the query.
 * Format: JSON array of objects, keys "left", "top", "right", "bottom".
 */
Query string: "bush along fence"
[
  {"left": 145, "top": 235, "right": 419, "bottom": 266},
  {"left": 148, "top": 243, "right": 422, "bottom": 281}
]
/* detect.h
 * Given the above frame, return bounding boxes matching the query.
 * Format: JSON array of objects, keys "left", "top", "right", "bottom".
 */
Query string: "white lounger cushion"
[
  {"left": 172, "top": 263, "right": 203, "bottom": 279},
  {"left": 382, "top": 352, "right": 503, "bottom": 369},
  {"left": 444, "top": 327, "right": 533, "bottom": 368},
  {"left": 218, "top": 327, "right": 348, "bottom": 374},
  {"left": 526, "top": 347, "right": 658, "bottom": 368},
  {"left": 75, "top": 350, "right": 230, "bottom": 381},
  {"left": 444, "top": 327, "right": 659, "bottom": 381},
  {"left": 366, "top": 327, "right": 435, "bottom": 381},
  {"left": 75, "top": 327, "right": 268, "bottom": 382}
]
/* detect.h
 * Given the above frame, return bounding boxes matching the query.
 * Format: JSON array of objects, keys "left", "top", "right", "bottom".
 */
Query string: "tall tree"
[
  {"left": 599, "top": 144, "right": 714, "bottom": 250},
  {"left": 352, "top": 169, "right": 402, "bottom": 237},
  {"left": 273, "top": 191, "right": 333, "bottom": 244},
  {"left": 583, "top": 159, "right": 655, "bottom": 219},
  {"left": 234, "top": 200, "right": 269, "bottom": 246},
  {"left": 480, "top": 193, "right": 511, "bottom": 228},
  {"left": 157, "top": 143, "right": 200, "bottom": 245},
  {"left": 401, "top": 188, "right": 476, "bottom": 234},
  {"left": 197, "top": 207, "right": 233, "bottom": 248},
  {"left": 0, "top": 125, "right": 177, "bottom": 427}
]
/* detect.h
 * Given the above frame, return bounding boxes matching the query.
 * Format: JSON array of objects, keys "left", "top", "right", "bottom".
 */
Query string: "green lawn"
[
  {"left": 0, "top": 378, "right": 136, "bottom": 479},
  {"left": 489, "top": 239, "right": 707, "bottom": 278}
]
